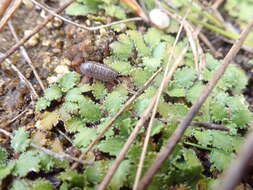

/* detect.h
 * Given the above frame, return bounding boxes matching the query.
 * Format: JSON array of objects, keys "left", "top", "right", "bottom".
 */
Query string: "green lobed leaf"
[
  {"left": 142, "top": 57, "right": 161, "bottom": 72},
  {"left": 79, "top": 99, "right": 101, "bottom": 122},
  {"left": 167, "top": 83, "right": 186, "bottom": 97},
  {"left": 131, "top": 68, "right": 153, "bottom": 87},
  {"left": 0, "top": 161, "right": 15, "bottom": 180},
  {"left": 173, "top": 67, "right": 197, "bottom": 89},
  {"left": 96, "top": 118, "right": 115, "bottom": 138},
  {"left": 65, "top": 85, "right": 90, "bottom": 103},
  {"left": 231, "top": 109, "right": 252, "bottom": 129},
  {"left": 91, "top": 81, "right": 107, "bottom": 100},
  {"left": 97, "top": 137, "right": 124, "bottom": 156},
  {"left": 14, "top": 151, "right": 41, "bottom": 177},
  {"left": 65, "top": 117, "right": 85, "bottom": 133},
  {"left": 109, "top": 160, "right": 131, "bottom": 190},
  {"left": 0, "top": 147, "right": 8, "bottom": 166},
  {"left": 10, "top": 180, "right": 30, "bottom": 190},
  {"left": 31, "top": 179, "right": 54, "bottom": 190},
  {"left": 58, "top": 170, "right": 85, "bottom": 187},
  {"left": 104, "top": 4, "right": 126, "bottom": 19},
  {"left": 62, "top": 102, "right": 79, "bottom": 115},
  {"left": 186, "top": 82, "right": 204, "bottom": 103},
  {"left": 59, "top": 72, "right": 80, "bottom": 92},
  {"left": 152, "top": 42, "right": 167, "bottom": 61},
  {"left": 73, "top": 127, "right": 97, "bottom": 148},
  {"left": 209, "top": 149, "right": 235, "bottom": 172},
  {"left": 44, "top": 85, "right": 62, "bottom": 101},
  {"left": 127, "top": 30, "right": 151, "bottom": 57},
  {"left": 37, "top": 151, "right": 55, "bottom": 172},
  {"left": 110, "top": 34, "right": 133, "bottom": 59},
  {"left": 35, "top": 97, "right": 51, "bottom": 112},
  {"left": 109, "top": 60, "right": 132, "bottom": 75},
  {"left": 65, "top": 1, "right": 99, "bottom": 16},
  {"left": 104, "top": 86, "right": 128, "bottom": 115},
  {"left": 133, "top": 87, "right": 156, "bottom": 116},
  {"left": 151, "top": 120, "right": 165, "bottom": 136},
  {"left": 144, "top": 28, "right": 165, "bottom": 48},
  {"left": 11, "top": 128, "right": 30, "bottom": 153},
  {"left": 85, "top": 160, "right": 109, "bottom": 185},
  {"left": 210, "top": 102, "right": 228, "bottom": 122}
]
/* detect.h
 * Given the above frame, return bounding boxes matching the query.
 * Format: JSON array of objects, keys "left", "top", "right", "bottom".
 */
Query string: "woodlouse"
[{"left": 80, "top": 61, "right": 119, "bottom": 82}]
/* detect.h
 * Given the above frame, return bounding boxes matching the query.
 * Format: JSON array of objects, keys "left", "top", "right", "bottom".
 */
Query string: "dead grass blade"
[{"left": 133, "top": 10, "right": 188, "bottom": 189}]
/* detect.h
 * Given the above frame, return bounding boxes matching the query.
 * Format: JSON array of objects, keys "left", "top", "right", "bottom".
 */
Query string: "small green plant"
[{"left": 1, "top": 27, "right": 252, "bottom": 189}]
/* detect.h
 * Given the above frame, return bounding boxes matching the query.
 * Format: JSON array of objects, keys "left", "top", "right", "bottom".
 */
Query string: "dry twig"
[
  {"left": 0, "top": 0, "right": 75, "bottom": 64},
  {"left": 137, "top": 16, "right": 253, "bottom": 190},
  {"left": 8, "top": 20, "right": 45, "bottom": 92},
  {"left": 0, "top": 0, "right": 11, "bottom": 18},
  {"left": 29, "top": 0, "right": 142, "bottom": 31},
  {"left": 0, "top": 52, "right": 39, "bottom": 98},
  {"left": 57, "top": 129, "right": 73, "bottom": 144},
  {"left": 0, "top": 0, "right": 21, "bottom": 31}
]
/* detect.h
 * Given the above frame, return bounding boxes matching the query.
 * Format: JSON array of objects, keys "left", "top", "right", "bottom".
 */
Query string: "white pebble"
[{"left": 149, "top": 9, "right": 170, "bottom": 29}]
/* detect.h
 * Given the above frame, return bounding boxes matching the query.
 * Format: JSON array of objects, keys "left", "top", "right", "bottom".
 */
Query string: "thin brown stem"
[
  {"left": 189, "top": 121, "right": 229, "bottom": 131},
  {"left": 137, "top": 16, "right": 253, "bottom": 190},
  {"left": 159, "top": 119, "right": 229, "bottom": 131},
  {"left": 0, "top": 0, "right": 74, "bottom": 64}
]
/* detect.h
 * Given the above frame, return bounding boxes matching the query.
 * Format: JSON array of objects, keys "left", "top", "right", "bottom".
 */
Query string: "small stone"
[
  {"left": 47, "top": 76, "right": 59, "bottom": 84},
  {"left": 22, "top": 0, "right": 34, "bottom": 9},
  {"left": 100, "top": 28, "right": 107, "bottom": 36},
  {"left": 85, "top": 19, "right": 91, "bottom": 26},
  {"left": 46, "top": 21, "right": 53, "bottom": 29},
  {"left": 52, "top": 17, "right": 63, "bottom": 28},
  {"left": 52, "top": 48, "right": 61, "bottom": 54},
  {"left": 40, "top": 9, "right": 47, "bottom": 19},
  {"left": 61, "top": 58, "right": 71, "bottom": 66},
  {"left": 55, "top": 65, "right": 69, "bottom": 75},
  {"left": 42, "top": 39, "right": 51, "bottom": 47},
  {"left": 24, "top": 30, "right": 40, "bottom": 47}
]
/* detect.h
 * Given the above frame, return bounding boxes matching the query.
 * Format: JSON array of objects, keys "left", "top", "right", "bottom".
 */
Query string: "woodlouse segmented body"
[{"left": 80, "top": 61, "right": 119, "bottom": 82}]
